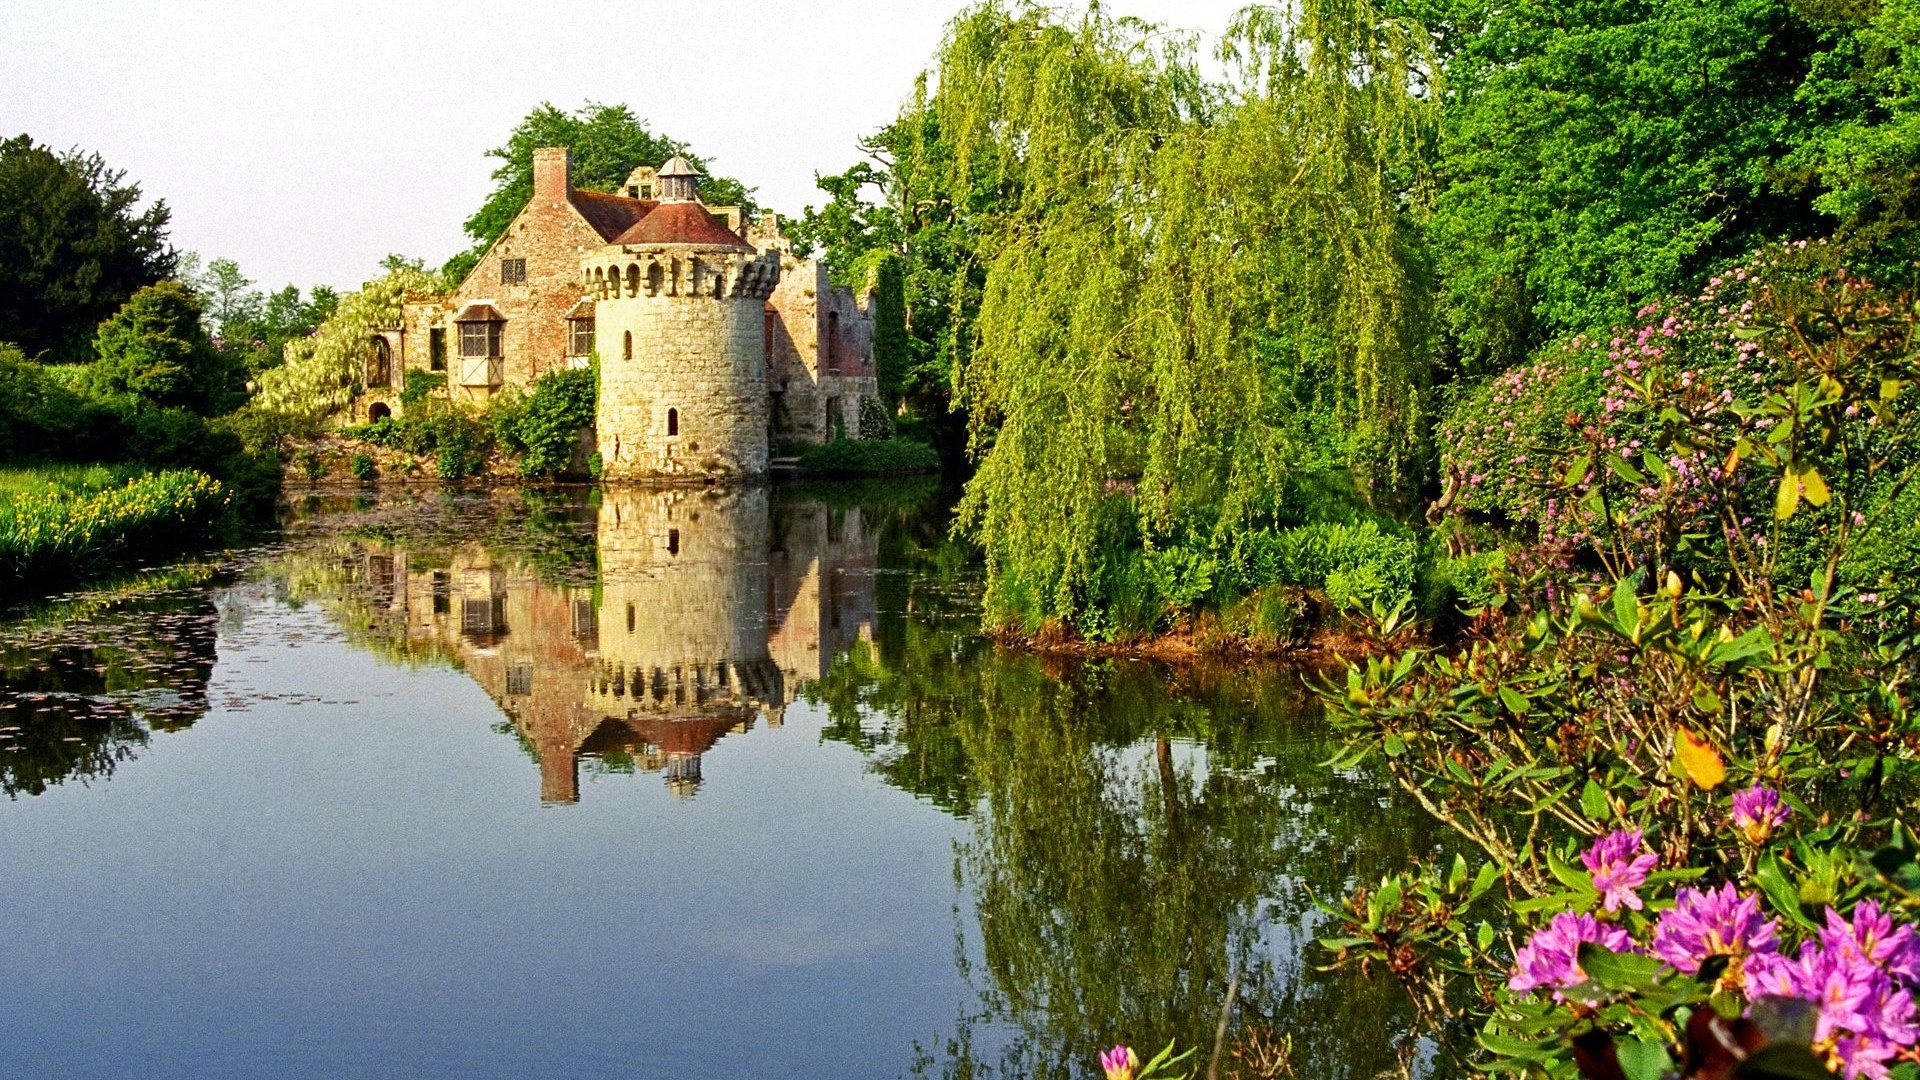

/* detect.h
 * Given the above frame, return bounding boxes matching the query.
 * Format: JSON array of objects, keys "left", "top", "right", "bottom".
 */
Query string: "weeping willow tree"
[
  {"left": 943, "top": 1, "right": 1437, "bottom": 628},
  {"left": 253, "top": 267, "right": 445, "bottom": 417}
]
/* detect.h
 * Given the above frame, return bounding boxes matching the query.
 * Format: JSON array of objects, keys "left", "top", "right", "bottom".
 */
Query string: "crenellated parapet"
[{"left": 583, "top": 248, "right": 781, "bottom": 303}]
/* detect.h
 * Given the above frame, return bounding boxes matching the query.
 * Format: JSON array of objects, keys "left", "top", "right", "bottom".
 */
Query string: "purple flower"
[
  {"left": 1746, "top": 931, "right": 1920, "bottom": 1080},
  {"left": 1510, "top": 912, "right": 1638, "bottom": 998},
  {"left": 1649, "top": 883, "right": 1778, "bottom": 981},
  {"left": 1100, "top": 1046, "right": 1138, "bottom": 1080},
  {"left": 1730, "top": 785, "right": 1790, "bottom": 846},
  {"left": 1582, "top": 829, "right": 1659, "bottom": 912},
  {"left": 1822, "top": 900, "right": 1920, "bottom": 987}
]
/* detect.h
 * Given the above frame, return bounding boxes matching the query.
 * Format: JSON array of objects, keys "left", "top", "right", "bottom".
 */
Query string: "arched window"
[
  {"left": 367, "top": 336, "right": 393, "bottom": 388},
  {"left": 623, "top": 331, "right": 633, "bottom": 361},
  {"left": 368, "top": 401, "right": 392, "bottom": 422},
  {"left": 666, "top": 408, "right": 679, "bottom": 436},
  {"left": 647, "top": 262, "right": 664, "bottom": 295}
]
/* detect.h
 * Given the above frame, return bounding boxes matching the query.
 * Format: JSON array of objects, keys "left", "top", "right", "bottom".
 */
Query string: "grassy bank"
[{"left": 0, "top": 467, "right": 232, "bottom": 590}]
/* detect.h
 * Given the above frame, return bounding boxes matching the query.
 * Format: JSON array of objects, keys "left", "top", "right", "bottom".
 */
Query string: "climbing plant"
[
  {"left": 941, "top": 0, "right": 1437, "bottom": 628},
  {"left": 253, "top": 268, "right": 444, "bottom": 418}
]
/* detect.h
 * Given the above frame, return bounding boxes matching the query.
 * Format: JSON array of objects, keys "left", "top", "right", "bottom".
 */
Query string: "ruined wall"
[
  {"left": 768, "top": 501, "right": 879, "bottom": 690},
  {"left": 765, "top": 258, "right": 882, "bottom": 445},
  {"left": 590, "top": 246, "right": 781, "bottom": 480}
]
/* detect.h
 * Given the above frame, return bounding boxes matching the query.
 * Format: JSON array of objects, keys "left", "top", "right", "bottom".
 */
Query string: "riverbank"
[{"left": 0, "top": 466, "right": 234, "bottom": 594}]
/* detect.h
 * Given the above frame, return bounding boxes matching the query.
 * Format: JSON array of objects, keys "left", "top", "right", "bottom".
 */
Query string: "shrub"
[
  {"left": 349, "top": 453, "right": 375, "bottom": 481},
  {"left": 501, "top": 365, "right": 595, "bottom": 478},
  {"left": 797, "top": 437, "right": 939, "bottom": 476},
  {"left": 90, "top": 281, "right": 239, "bottom": 416},
  {"left": 398, "top": 369, "right": 445, "bottom": 409},
  {"left": 858, "top": 395, "right": 896, "bottom": 440},
  {"left": 1226, "top": 521, "right": 1420, "bottom": 610}
]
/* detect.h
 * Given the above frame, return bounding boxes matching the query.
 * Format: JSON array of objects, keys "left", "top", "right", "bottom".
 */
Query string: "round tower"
[{"left": 586, "top": 157, "right": 782, "bottom": 480}]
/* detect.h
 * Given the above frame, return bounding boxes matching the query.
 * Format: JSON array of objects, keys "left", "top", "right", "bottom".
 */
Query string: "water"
[{"left": 0, "top": 483, "right": 1441, "bottom": 1080}]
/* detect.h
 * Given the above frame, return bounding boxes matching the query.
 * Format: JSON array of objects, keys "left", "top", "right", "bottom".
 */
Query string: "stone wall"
[
  {"left": 397, "top": 148, "right": 606, "bottom": 407},
  {"left": 765, "top": 258, "right": 882, "bottom": 444}
]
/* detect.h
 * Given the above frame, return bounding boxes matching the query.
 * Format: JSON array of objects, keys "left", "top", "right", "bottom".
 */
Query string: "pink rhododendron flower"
[
  {"left": 1581, "top": 829, "right": 1658, "bottom": 912},
  {"left": 1730, "top": 785, "right": 1789, "bottom": 845},
  {"left": 1650, "top": 883, "right": 1777, "bottom": 981},
  {"left": 1509, "top": 911, "right": 1637, "bottom": 998}
]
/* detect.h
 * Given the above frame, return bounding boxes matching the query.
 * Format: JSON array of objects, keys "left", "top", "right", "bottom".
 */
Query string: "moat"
[{"left": 0, "top": 483, "right": 1440, "bottom": 1080}]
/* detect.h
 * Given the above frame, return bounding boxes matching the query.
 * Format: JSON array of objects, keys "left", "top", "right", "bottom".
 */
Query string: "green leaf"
[
  {"left": 1606, "top": 454, "right": 1648, "bottom": 485},
  {"left": 1562, "top": 451, "right": 1592, "bottom": 488},
  {"left": 1799, "top": 466, "right": 1829, "bottom": 507},
  {"left": 1581, "top": 778, "right": 1610, "bottom": 820},
  {"left": 1383, "top": 732, "right": 1407, "bottom": 757},
  {"left": 1611, "top": 580, "right": 1638, "bottom": 634},
  {"left": 1615, "top": 1039, "right": 1673, "bottom": 1080},
  {"left": 1776, "top": 472, "right": 1801, "bottom": 520},
  {"left": 1499, "top": 686, "right": 1530, "bottom": 715},
  {"left": 1447, "top": 853, "right": 1469, "bottom": 892},
  {"left": 1476, "top": 921, "right": 1495, "bottom": 950},
  {"left": 1472, "top": 861, "right": 1499, "bottom": 898},
  {"left": 1548, "top": 846, "right": 1593, "bottom": 890},
  {"left": 1753, "top": 853, "right": 1820, "bottom": 931},
  {"left": 1577, "top": 942, "right": 1664, "bottom": 991}
]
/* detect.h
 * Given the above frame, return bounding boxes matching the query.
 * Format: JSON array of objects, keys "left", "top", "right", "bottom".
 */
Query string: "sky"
[{"left": 0, "top": 0, "right": 1250, "bottom": 294}]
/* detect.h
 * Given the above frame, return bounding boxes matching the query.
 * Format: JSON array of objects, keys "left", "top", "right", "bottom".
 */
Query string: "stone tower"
[{"left": 585, "top": 156, "right": 783, "bottom": 480}]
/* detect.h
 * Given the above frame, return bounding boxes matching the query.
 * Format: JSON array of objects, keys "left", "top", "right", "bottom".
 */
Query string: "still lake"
[{"left": 0, "top": 482, "right": 1439, "bottom": 1080}]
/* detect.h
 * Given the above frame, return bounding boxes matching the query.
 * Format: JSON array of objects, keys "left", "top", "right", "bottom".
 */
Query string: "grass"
[{"left": 0, "top": 462, "right": 149, "bottom": 497}]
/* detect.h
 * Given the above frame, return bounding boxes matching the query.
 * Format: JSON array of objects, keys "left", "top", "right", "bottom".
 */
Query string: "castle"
[{"left": 360, "top": 147, "right": 882, "bottom": 480}]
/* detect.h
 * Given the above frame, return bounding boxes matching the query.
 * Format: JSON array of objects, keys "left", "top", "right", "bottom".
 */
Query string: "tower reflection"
[{"left": 333, "top": 489, "right": 879, "bottom": 803}]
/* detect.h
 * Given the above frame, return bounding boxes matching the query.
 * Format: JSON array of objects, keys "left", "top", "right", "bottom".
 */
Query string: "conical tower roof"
[{"left": 658, "top": 155, "right": 700, "bottom": 178}]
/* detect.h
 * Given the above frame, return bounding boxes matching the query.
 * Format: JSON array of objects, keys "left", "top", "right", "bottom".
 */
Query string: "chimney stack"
[{"left": 533, "top": 147, "right": 572, "bottom": 202}]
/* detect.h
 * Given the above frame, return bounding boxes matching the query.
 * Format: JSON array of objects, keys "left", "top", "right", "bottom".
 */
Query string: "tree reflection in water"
[
  {"left": 808, "top": 496, "right": 1447, "bottom": 1080},
  {"left": 0, "top": 586, "right": 219, "bottom": 798}
]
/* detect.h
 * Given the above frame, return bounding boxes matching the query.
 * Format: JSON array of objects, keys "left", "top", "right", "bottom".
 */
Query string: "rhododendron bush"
[{"left": 1317, "top": 249, "right": 1920, "bottom": 1079}]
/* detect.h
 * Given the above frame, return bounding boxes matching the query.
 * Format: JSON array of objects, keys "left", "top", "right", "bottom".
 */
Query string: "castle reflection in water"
[{"left": 344, "top": 488, "right": 876, "bottom": 803}]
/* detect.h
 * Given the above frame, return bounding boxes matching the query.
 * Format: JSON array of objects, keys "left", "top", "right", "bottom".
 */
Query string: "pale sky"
[{"left": 0, "top": 0, "right": 1249, "bottom": 294}]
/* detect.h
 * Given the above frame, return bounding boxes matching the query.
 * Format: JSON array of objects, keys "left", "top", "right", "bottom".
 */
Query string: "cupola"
[{"left": 657, "top": 155, "right": 701, "bottom": 203}]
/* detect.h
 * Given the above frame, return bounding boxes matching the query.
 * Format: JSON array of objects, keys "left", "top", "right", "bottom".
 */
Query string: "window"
[
  {"left": 622, "top": 330, "right": 633, "bottom": 361},
  {"left": 667, "top": 529, "right": 680, "bottom": 556},
  {"left": 826, "top": 312, "right": 841, "bottom": 374},
  {"left": 666, "top": 408, "right": 679, "bottom": 437},
  {"left": 764, "top": 310, "right": 776, "bottom": 365},
  {"left": 506, "top": 662, "right": 533, "bottom": 697},
  {"left": 569, "top": 317, "right": 595, "bottom": 357},
  {"left": 459, "top": 320, "right": 502, "bottom": 359},
  {"left": 366, "top": 336, "right": 392, "bottom": 388},
  {"left": 432, "top": 571, "right": 450, "bottom": 615},
  {"left": 429, "top": 328, "right": 446, "bottom": 372},
  {"left": 500, "top": 258, "right": 527, "bottom": 284},
  {"left": 641, "top": 184, "right": 653, "bottom": 199}
]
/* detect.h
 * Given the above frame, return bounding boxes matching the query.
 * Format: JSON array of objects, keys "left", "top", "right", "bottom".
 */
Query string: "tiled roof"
[
  {"left": 570, "top": 190, "right": 657, "bottom": 242},
  {"left": 612, "top": 201, "right": 753, "bottom": 251},
  {"left": 452, "top": 302, "right": 505, "bottom": 323}
]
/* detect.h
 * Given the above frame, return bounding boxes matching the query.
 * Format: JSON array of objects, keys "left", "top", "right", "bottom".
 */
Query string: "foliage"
[
  {"left": 1319, "top": 258, "right": 1920, "bottom": 1073},
  {"left": 491, "top": 363, "right": 595, "bottom": 478},
  {"left": 790, "top": 88, "right": 988, "bottom": 449},
  {"left": 448, "top": 102, "right": 755, "bottom": 282},
  {"left": 797, "top": 437, "right": 939, "bottom": 477},
  {"left": 0, "top": 135, "right": 175, "bottom": 362},
  {"left": 89, "top": 281, "right": 238, "bottom": 415},
  {"left": 398, "top": 369, "right": 444, "bottom": 409},
  {"left": 187, "top": 256, "right": 338, "bottom": 380},
  {"left": 0, "top": 470, "right": 228, "bottom": 587},
  {"left": 937, "top": 1, "right": 1437, "bottom": 632},
  {"left": 254, "top": 266, "right": 444, "bottom": 417},
  {"left": 349, "top": 453, "right": 375, "bottom": 482},
  {"left": 858, "top": 394, "right": 896, "bottom": 440}
]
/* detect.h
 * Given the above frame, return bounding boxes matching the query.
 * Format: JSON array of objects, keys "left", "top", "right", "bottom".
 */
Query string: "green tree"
[
  {"left": 0, "top": 135, "right": 176, "bottom": 362},
  {"left": 90, "top": 281, "right": 236, "bottom": 415},
  {"left": 1414, "top": 0, "right": 1844, "bottom": 377},
  {"left": 447, "top": 102, "right": 757, "bottom": 282},
  {"left": 936, "top": 1, "right": 1436, "bottom": 631}
]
